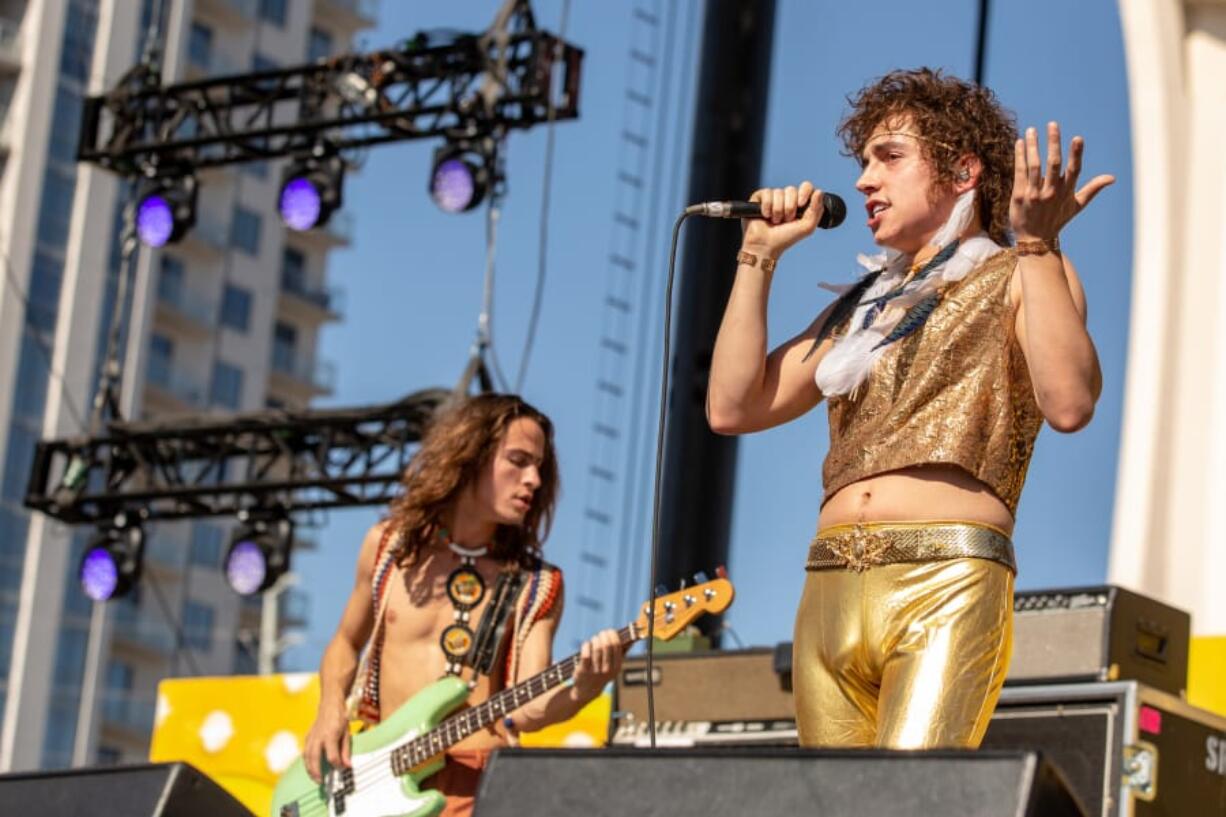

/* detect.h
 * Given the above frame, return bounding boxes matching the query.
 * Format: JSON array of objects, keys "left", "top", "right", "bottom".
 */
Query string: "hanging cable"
[
  {"left": 643, "top": 210, "right": 691, "bottom": 747},
  {"left": 512, "top": 0, "right": 571, "bottom": 393}
]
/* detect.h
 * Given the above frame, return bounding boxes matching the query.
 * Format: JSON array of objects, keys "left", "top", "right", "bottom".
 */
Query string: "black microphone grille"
[{"left": 819, "top": 192, "right": 847, "bottom": 229}]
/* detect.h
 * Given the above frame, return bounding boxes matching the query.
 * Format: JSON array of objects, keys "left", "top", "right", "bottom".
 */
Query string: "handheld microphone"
[{"left": 685, "top": 192, "right": 847, "bottom": 229}]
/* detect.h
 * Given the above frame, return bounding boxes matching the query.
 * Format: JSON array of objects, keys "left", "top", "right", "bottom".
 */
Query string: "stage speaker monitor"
[
  {"left": 473, "top": 748, "right": 1087, "bottom": 817},
  {"left": 0, "top": 761, "right": 252, "bottom": 817}
]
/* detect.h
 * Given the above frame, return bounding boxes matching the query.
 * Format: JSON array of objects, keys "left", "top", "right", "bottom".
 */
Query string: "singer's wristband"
[
  {"left": 737, "top": 250, "right": 777, "bottom": 274},
  {"left": 1015, "top": 236, "right": 1060, "bottom": 256}
]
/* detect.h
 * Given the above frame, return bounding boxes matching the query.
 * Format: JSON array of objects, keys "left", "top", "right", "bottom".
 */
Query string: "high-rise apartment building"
[{"left": 0, "top": 0, "right": 377, "bottom": 771}]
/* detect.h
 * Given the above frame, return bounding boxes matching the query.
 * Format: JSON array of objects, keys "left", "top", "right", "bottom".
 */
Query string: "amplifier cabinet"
[
  {"left": 613, "top": 648, "right": 794, "bottom": 730},
  {"left": 1009, "top": 586, "right": 1189, "bottom": 695},
  {"left": 982, "top": 681, "right": 1226, "bottom": 817}
]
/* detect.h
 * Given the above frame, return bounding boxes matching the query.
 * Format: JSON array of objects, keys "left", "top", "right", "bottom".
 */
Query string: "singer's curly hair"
[
  {"left": 838, "top": 68, "right": 1018, "bottom": 246},
  {"left": 385, "top": 393, "right": 558, "bottom": 570}
]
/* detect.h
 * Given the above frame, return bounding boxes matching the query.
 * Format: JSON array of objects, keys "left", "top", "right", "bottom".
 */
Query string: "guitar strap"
[{"left": 466, "top": 569, "right": 525, "bottom": 679}]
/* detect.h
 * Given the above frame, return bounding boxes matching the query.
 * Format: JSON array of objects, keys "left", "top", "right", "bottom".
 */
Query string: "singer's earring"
[{"left": 956, "top": 169, "right": 971, "bottom": 182}]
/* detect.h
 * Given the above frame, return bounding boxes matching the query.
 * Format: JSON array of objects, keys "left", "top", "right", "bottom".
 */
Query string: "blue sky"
[{"left": 288, "top": 0, "right": 1133, "bottom": 665}]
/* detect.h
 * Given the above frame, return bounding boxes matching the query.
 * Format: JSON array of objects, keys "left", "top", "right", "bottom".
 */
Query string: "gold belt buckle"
[{"left": 828, "top": 524, "right": 894, "bottom": 572}]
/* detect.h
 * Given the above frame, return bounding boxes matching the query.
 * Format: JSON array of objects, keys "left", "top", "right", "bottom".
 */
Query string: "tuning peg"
[
  {"left": 715, "top": 565, "right": 728, "bottom": 579},
  {"left": 679, "top": 577, "right": 687, "bottom": 589},
  {"left": 654, "top": 584, "right": 668, "bottom": 597},
  {"left": 693, "top": 570, "right": 709, "bottom": 584}
]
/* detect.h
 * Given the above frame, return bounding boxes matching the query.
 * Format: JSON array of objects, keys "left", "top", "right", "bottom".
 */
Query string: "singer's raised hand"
[
  {"left": 1010, "top": 122, "right": 1114, "bottom": 243},
  {"left": 743, "top": 182, "right": 824, "bottom": 258}
]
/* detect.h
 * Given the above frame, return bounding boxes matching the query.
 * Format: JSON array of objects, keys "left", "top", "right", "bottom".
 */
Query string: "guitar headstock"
[{"left": 632, "top": 574, "right": 735, "bottom": 641}]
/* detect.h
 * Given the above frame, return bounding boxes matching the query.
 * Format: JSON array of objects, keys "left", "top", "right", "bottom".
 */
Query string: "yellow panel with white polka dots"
[
  {"left": 149, "top": 674, "right": 612, "bottom": 816},
  {"left": 149, "top": 673, "right": 320, "bottom": 817}
]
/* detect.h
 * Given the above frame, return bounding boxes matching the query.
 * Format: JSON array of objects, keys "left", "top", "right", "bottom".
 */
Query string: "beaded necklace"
[{"left": 437, "top": 529, "right": 489, "bottom": 680}]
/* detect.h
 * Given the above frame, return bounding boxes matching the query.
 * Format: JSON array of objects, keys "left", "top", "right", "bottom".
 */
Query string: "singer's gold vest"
[{"left": 822, "top": 249, "right": 1043, "bottom": 516}]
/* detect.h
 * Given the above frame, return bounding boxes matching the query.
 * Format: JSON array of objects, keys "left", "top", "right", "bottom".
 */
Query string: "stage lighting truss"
[
  {"left": 78, "top": 512, "right": 145, "bottom": 602},
  {"left": 224, "top": 511, "right": 294, "bottom": 596},
  {"left": 429, "top": 138, "right": 501, "bottom": 214},
  {"left": 134, "top": 175, "right": 197, "bottom": 247},
  {"left": 279, "top": 153, "right": 345, "bottom": 231}
]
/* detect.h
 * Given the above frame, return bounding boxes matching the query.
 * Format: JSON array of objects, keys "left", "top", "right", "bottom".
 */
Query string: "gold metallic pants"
[{"left": 792, "top": 523, "right": 1014, "bottom": 749}]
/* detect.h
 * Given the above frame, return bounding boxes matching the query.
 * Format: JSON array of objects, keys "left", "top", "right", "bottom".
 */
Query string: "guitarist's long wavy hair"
[{"left": 386, "top": 393, "right": 559, "bottom": 570}]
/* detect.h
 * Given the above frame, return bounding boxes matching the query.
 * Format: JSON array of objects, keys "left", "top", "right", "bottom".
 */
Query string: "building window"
[
  {"left": 96, "top": 746, "right": 122, "bottom": 765},
  {"left": 52, "top": 629, "right": 89, "bottom": 686},
  {"left": 258, "top": 0, "right": 287, "bottom": 26},
  {"left": 60, "top": 0, "right": 101, "bottom": 83},
  {"left": 26, "top": 252, "right": 63, "bottom": 338},
  {"left": 252, "top": 52, "right": 278, "bottom": 73},
  {"left": 230, "top": 207, "right": 262, "bottom": 255},
  {"left": 188, "top": 22, "right": 213, "bottom": 69},
  {"left": 281, "top": 246, "right": 306, "bottom": 292},
  {"left": 210, "top": 361, "right": 244, "bottom": 410},
  {"left": 37, "top": 166, "right": 77, "bottom": 248},
  {"left": 220, "top": 284, "right": 252, "bottom": 332},
  {"left": 233, "top": 637, "right": 258, "bottom": 674},
  {"left": 49, "top": 87, "right": 85, "bottom": 166},
  {"left": 272, "top": 322, "right": 298, "bottom": 373},
  {"left": 190, "top": 523, "right": 223, "bottom": 567},
  {"left": 182, "top": 600, "right": 215, "bottom": 652},
  {"left": 158, "top": 255, "right": 184, "bottom": 304},
  {"left": 308, "top": 27, "right": 333, "bottom": 62},
  {"left": 242, "top": 160, "right": 269, "bottom": 179},
  {"left": 148, "top": 333, "right": 173, "bottom": 390}
]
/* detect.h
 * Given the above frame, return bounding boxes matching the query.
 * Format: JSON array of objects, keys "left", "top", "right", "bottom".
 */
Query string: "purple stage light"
[
  {"left": 136, "top": 194, "right": 174, "bottom": 247},
  {"left": 80, "top": 547, "right": 119, "bottom": 602},
  {"left": 279, "top": 177, "right": 323, "bottom": 231},
  {"left": 431, "top": 158, "right": 477, "bottom": 213},
  {"left": 225, "top": 539, "right": 268, "bottom": 595}
]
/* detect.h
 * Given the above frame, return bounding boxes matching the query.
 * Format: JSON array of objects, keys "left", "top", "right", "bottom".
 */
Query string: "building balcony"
[
  {"left": 314, "top": 0, "right": 379, "bottom": 29},
  {"left": 197, "top": 0, "right": 257, "bottom": 28},
  {"left": 269, "top": 346, "right": 336, "bottom": 398},
  {"left": 110, "top": 614, "right": 177, "bottom": 657},
  {"left": 155, "top": 281, "right": 216, "bottom": 337},
  {"left": 145, "top": 357, "right": 206, "bottom": 413},
  {"left": 292, "top": 210, "right": 354, "bottom": 249},
  {"left": 184, "top": 48, "right": 243, "bottom": 82},
  {"left": 277, "top": 275, "right": 344, "bottom": 324},
  {"left": 0, "top": 18, "right": 22, "bottom": 73}
]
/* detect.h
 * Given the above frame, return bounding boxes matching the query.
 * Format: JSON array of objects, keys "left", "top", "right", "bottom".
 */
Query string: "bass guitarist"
[{"left": 303, "top": 393, "right": 624, "bottom": 816}]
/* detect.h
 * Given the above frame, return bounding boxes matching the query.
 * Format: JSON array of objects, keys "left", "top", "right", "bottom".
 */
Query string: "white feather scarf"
[{"left": 814, "top": 189, "right": 1003, "bottom": 397}]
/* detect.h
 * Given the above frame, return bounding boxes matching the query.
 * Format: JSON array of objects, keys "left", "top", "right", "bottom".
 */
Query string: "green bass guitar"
[{"left": 271, "top": 576, "right": 734, "bottom": 817}]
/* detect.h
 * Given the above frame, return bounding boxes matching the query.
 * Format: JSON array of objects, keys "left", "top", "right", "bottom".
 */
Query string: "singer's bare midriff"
[{"left": 818, "top": 464, "right": 1015, "bottom": 534}]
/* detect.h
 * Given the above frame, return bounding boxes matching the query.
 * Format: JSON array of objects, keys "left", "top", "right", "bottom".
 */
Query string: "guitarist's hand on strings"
[
  {"left": 303, "top": 701, "right": 351, "bottom": 783},
  {"left": 571, "top": 629, "right": 625, "bottom": 700}
]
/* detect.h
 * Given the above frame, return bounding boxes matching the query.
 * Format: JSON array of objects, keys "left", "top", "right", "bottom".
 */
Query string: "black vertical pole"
[
  {"left": 657, "top": 0, "right": 776, "bottom": 641},
  {"left": 974, "top": 0, "right": 990, "bottom": 84}
]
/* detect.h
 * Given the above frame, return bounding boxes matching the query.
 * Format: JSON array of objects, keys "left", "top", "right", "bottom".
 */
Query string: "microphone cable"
[{"left": 643, "top": 209, "right": 693, "bottom": 748}]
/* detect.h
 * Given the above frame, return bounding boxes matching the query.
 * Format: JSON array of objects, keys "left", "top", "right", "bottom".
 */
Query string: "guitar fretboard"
[{"left": 390, "top": 624, "right": 635, "bottom": 773}]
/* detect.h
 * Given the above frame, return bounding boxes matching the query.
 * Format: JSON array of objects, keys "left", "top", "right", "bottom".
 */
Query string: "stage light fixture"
[
  {"left": 78, "top": 513, "right": 145, "bottom": 602},
  {"left": 224, "top": 513, "right": 293, "bottom": 595},
  {"left": 135, "top": 176, "right": 197, "bottom": 247},
  {"left": 428, "top": 141, "right": 494, "bottom": 213},
  {"left": 278, "top": 155, "right": 344, "bottom": 231}
]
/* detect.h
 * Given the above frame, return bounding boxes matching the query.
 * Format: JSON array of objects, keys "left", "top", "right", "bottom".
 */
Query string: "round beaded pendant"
[{"left": 439, "top": 533, "right": 489, "bottom": 680}]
